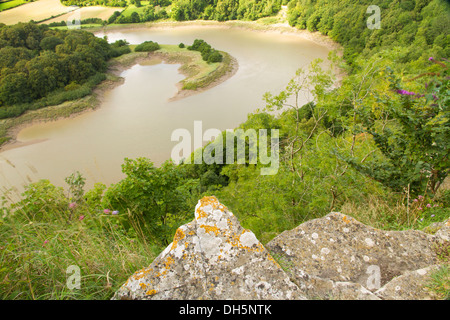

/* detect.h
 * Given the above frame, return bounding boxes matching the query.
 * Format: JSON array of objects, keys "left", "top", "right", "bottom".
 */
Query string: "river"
[{"left": 0, "top": 25, "right": 332, "bottom": 199}]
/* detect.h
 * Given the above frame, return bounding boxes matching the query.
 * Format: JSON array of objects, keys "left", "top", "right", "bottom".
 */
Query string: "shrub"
[
  {"left": 207, "top": 50, "right": 223, "bottom": 63},
  {"left": 187, "top": 39, "right": 223, "bottom": 63},
  {"left": 134, "top": 41, "right": 160, "bottom": 52},
  {"left": 108, "top": 11, "right": 121, "bottom": 24}
]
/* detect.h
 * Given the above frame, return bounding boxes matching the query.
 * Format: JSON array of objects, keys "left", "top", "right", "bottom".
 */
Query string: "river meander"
[{"left": 0, "top": 25, "right": 333, "bottom": 198}]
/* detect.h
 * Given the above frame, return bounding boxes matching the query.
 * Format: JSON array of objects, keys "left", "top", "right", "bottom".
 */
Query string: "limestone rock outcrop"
[
  {"left": 266, "top": 212, "right": 447, "bottom": 300},
  {"left": 113, "top": 197, "right": 448, "bottom": 300},
  {"left": 113, "top": 196, "right": 305, "bottom": 300},
  {"left": 374, "top": 265, "right": 443, "bottom": 300}
]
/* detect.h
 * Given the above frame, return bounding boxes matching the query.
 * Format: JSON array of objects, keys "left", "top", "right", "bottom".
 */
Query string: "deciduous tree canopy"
[{"left": 0, "top": 22, "right": 129, "bottom": 118}]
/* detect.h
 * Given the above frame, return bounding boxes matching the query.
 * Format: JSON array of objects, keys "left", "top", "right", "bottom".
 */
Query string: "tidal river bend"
[{"left": 0, "top": 25, "right": 332, "bottom": 198}]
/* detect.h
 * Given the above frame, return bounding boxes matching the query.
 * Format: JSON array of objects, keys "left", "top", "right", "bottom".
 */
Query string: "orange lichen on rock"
[
  {"left": 267, "top": 253, "right": 282, "bottom": 269},
  {"left": 196, "top": 208, "right": 208, "bottom": 220},
  {"left": 200, "top": 224, "right": 221, "bottom": 236},
  {"left": 227, "top": 233, "right": 241, "bottom": 248},
  {"left": 225, "top": 229, "right": 264, "bottom": 254},
  {"left": 195, "top": 196, "right": 229, "bottom": 221},
  {"left": 113, "top": 196, "right": 306, "bottom": 300},
  {"left": 145, "top": 289, "right": 158, "bottom": 296},
  {"left": 342, "top": 215, "right": 352, "bottom": 224},
  {"left": 171, "top": 227, "right": 186, "bottom": 250},
  {"left": 195, "top": 196, "right": 219, "bottom": 220},
  {"left": 164, "top": 256, "right": 175, "bottom": 269},
  {"left": 132, "top": 267, "right": 153, "bottom": 281},
  {"left": 139, "top": 283, "right": 147, "bottom": 290},
  {"left": 155, "top": 270, "right": 168, "bottom": 278}
]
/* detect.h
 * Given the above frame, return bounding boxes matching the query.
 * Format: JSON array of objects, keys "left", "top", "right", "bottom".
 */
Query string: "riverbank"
[
  {"left": 153, "top": 48, "right": 238, "bottom": 101},
  {"left": 0, "top": 74, "right": 123, "bottom": 152},
  {"left": 0, "top": 44, "right": 238, "bottom": 151},
  {"left": 107, "top": 44, "right": 238, "bottom": 101},
  {"left": 0, "top": 19, "right": 341, "bottom": 152},
  {"left": 91, "top": 19, "right": 342, "bottom": 53},
  {"left": 93, "top": 20, "right": 344, "bottom": 84}
]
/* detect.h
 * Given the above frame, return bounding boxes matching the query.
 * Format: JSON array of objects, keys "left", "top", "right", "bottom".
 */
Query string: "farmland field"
[
  {"left": 0, "top": 0, "right": 72, "bottom": 24},
  {"left": 0, "top": 0, "right": 27, "bottom": 12},
  {"left": 120, "top": 2, "right": 149, "bottom": 17},
  {"left": 43, "top": 5, "right": 123, "bottom": 24}
]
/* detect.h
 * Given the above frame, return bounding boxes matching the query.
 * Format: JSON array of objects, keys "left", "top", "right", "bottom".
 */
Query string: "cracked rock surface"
[
  {"left": 113, "top": 197, "right": 449, "bottom": 300},
  {"left": 266, "top": 212, "right": 448, "bottom": 300},
  {"left": 113, "top": 196, "right": 305, "bottom": 300}
]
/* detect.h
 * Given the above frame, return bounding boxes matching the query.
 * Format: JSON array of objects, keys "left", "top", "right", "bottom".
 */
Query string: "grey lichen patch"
[
  {"left": 375, "top": 265, "right": 443, "bottom": 300},
  {"left": 112, "top": 196, "right": 304, "bottom": 300},
  {"left": 266, "top": 212, "right": 445, "bottom": 300},
  {"left": 113, "top": 203, "right": 447, "bottom": 300}
]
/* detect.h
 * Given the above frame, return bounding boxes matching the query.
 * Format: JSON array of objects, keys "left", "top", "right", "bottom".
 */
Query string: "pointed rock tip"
[{"left": 195, "top": 196, "right": 230, "bottom": 221}]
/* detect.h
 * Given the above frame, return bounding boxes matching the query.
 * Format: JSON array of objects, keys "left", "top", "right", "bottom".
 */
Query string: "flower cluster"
[
  {"left": 412, "top": 195, "right": 439, "bottom": 211},
  {"left": 103, "top": 209, "right": 119, "bottom": 215},
  {"left": 396, "top": 89, "right": 425, "bottom": 98},
  {"left": 395, "top": 57, "right": 446, "bottom": 100},
  {"left": 411, "top": 195, "right": 443, "bottom": 224},
  {"left": 397, "top": 89, "right": 416, "bottom": 95},
  {"left": 67, "top": 202, "right": 120, "bottom": 222},
  {"left": 69, "top": 202, "right": 77, "bottom": 209}
]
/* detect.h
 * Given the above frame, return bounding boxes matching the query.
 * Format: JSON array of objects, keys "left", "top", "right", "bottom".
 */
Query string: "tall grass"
[
  {"left": 339, "top": 189, "right": 450, "bottom": 231},
  {"left": 0, "top": 180, "right": 160, "bottom": 300},
  {"left": 1, "top": 176, "right": 448, "bottom": 299}
]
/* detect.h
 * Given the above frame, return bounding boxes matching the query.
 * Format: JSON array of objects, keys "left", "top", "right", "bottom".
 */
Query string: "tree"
[
  {"left": 333, "top": 54, "right": 449, "bottom": 196},
  {"left": 130, "top": 11, "right": 141, "bottom": 23},
  {"left": 362, "top": 62, "right": 449, "bottom": 195},
  {"left": 102, "top": 158, "right": 192, "bottom": 245},
  {"left": 108, "top": 11, "right": 121, "bottom": 24},
  {"left": 40, "top": 36, "right": 64, "bottom": 51},
  {"left": 0, "top": 72, "right": 29, "bottom": 105},
  {"left": 0, "top": 46, "right": 33, "bottom": 69},
  {"left": 207, "top": 50, "right": 223, "bottom": 63},
  {"left": 134, "top": 40, "right": 160, "bottom": 52}
]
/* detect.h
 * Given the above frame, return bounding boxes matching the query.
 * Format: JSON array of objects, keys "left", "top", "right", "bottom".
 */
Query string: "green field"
[
  {"left": 120, "top": 2, "right": 150, "bottom": 17},
  {"left": 0, "top": 0, "right": 26, "bottom": 11}
]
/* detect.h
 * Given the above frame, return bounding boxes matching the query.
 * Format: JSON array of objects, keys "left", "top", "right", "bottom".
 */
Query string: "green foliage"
[
  {"left": 111, "top": 39, "right": 132, "bottom": 56},
  {"left": 47, "top": 18, "right": 106, "bottom": 27},
  {"left": 0, "top": 22, "right": 129, "bottom": 118},
  {"left": 65, "top": 171, "right": 86, "bottom": 203},
  {"left": 287, "top": 0, "right": 450, "bottom": 65},
  {"left": 102, "top": 158, "right": 196, "bottom": 245},
  {"left": 91, "top": 0, "right": 281, "bottom": 24},
  {"left": 0, "top": 178, "right": 157, "bottom": 299},
  {"left": 425, "top": 265, "right": 450, "bottom": 299},
  {"left": 62, "top": 0, "right": 127, "bottom": 6},
  {"left": 187, "top": 39, "right": 223, "bottom": 63},
  {"left": 169, "top": 0, "right": 282, "bottom": 21},
  {"left": 108, "top": 11, "right": 122, "bottom": 24},
  {"left": 134, "top": 40, "right": 160, "bottom": 52},
  {"left": 0, "top": 72, "right": 106, "bottom": 119},
  {"left": 337, "top": 59, "right": 449, "bottom": 196},
  {"left": 207, "top": 50, "right": 223, "bottom": 63},
  {"left": 215, "top": 53, "right": 448, "bottom": 242},
  {"left": 8, "top": 180, "right": 69, "bottom": 223}
]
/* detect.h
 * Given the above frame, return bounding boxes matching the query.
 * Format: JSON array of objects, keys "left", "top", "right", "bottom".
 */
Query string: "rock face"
[
  {"left": 374, "top": 265, "right": 442, "bottom": 300},
  {"left": 113, "top": 196, "right": 305, "bottom": 300},
  {"left": 113, "top": 197, "right": 448, "bottom": 300},
  {"left": 266, "top": 212, "right": 447, "bottom": 300}
]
